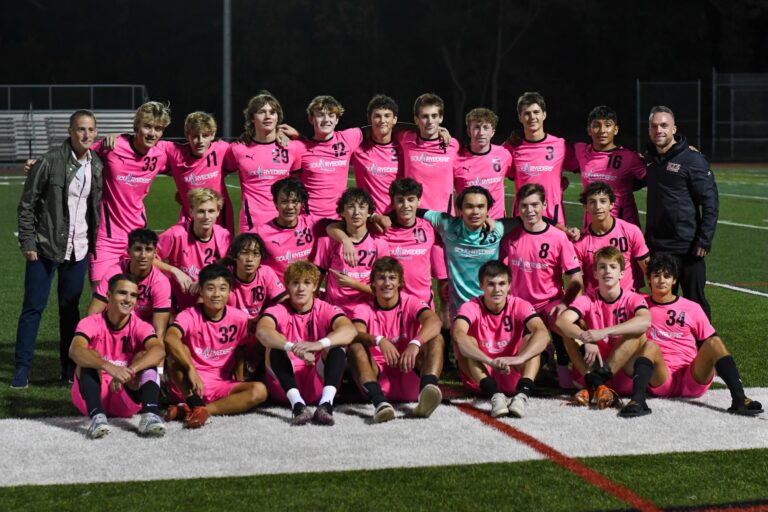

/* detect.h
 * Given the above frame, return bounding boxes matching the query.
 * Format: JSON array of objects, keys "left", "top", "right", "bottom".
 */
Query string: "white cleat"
[
  {"left": 373, "top": 402, "right": 396, "bottom": 423},
  {"left": 87, "top": 413, "right": 110, "bottom": 439},
  {"left": 490, "top": 393, "right": 510, "bottom": 418},
  {"left": 138, "top": 412, "right": 167, "bottom": 437},
  {"left": 508, "top": 393, "right": 528, "bottom": 418},
  {"left": 413, "top": 384, "right": 442, "bottom": 418}
]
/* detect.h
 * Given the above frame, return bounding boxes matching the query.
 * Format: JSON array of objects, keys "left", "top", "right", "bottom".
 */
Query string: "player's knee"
[
  {"left": 427, "top": 334, "right": 445, "bottom": 353},
  {"left": 703, "top": 335, "right": 729, "bottom": 357},
  {"left": 248, "top": 382, "right": 268, "bottom": 405}
]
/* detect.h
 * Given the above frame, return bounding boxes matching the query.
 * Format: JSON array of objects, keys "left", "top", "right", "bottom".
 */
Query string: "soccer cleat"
[
  {"left": 373, "top": 402, "right": 395, "bottom": 423},
  {"left": 291, "top": 403, "right": 313, "bottom": 426},
  {"left": 164, "top": 402, "right": 191, "bottom": 422},
  {"left": 618, "top": 400, "right": 652, "bottom": 418},
  {"left": 313, "top": 402, "right": 335, "bottom": 426},
  {"left": 183, "top": 406, "right": 210, "bottom": 429},
  {"left": 572, "top": 388, "right": 592, "bottom": 406},
  {"left": 490, "top": 393, "right": 510, "bottom": 418},
  {"left": 728, "top": 398, "right": 764, "bottom": 416},
  {"left": 508, "top": 393, "right": 528, "bottom": 418},
  {"left": 595, "top": 384, "right": 623, "bottom": 410},
  {"left": 87, "top": 413, "right": 110, "bottom": 439},
  {"left": 10, "top": 367, "right": 29, "bottom": 389},
  {"left": 138, "top": 412, "right": 167, "bottom": 437},
  {"left": 413, "top": 384, "right": 442, "bottom": 418}
]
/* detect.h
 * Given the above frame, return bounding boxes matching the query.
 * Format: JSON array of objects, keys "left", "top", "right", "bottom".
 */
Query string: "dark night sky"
[{"left": 2, "top": 0, "right": 767, "bottom": 155}]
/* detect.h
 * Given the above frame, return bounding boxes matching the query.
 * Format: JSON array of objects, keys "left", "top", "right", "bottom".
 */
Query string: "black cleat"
[
  {"left": 618, "top": 400, "right": 652, "bottom": 418},
  {"left": 728, "top": 398, "right": 764, "bottom": 416}
]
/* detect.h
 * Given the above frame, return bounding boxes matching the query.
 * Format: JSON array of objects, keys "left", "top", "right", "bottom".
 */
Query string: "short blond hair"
[
  {"left": 465, "top": 108, "right": 498, "bottom": 129},
  {"left": 184, "top": 111, "right": 217, "bottom": 135},
  {"left": 133, "top": 101, "right": 171, "bottom": 131},
  {"left": 306, "top": 95, "right": 344, "bottom": 117},
  {"left": 284, "top": 261, "right": 321, "bottom": 286},
  {"left": 188, "top": 187, "right": 223, "bottom": 210},
  {"left": 594, "top": 245, "right": 625, "bottom": 271}
]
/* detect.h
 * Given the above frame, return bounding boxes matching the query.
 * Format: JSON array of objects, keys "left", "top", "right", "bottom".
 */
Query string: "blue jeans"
[{"left": 15, "top": 255, "right": 88, "bottom": 378}]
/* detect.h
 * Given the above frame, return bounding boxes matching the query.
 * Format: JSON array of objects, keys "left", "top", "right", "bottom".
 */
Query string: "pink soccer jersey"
[
  {"left": 255, "top": 214, "right": 325, "bottom": 280},
  {"left": 93, "top": 259, "right": 172, "bottom": 322},
  {"left": 262, "top": 298, "right": 346, "bottom": 345},
  {"left": 568, "top": 289, "right": 648, "bottom": 355},
  {"left": 503, "top": 223, "right": 581, "bottom": 311},
  {"left": 315, "top": 232, "right": 390, "bottom": 314},
  {"left": 93, "top": 136, "right": 168, "bottom": 240},
  {"left": 453, "top": 145, "right": 513, "bottom": 219},
  {"left": 157, "top": 223, "right": 231, "bottom": 311},
  {"left": 505, "top": 134, "right": 574, "bottom": 224},
  {"left": 398, "top": 132, "right": 460, "bottom": 213},
  {"left": 163, "top": 140, "right": 235, "bottom": 233},
  {"left": 574, "top": 218, "right": 650, "bottom": 292},
  {"left": 227, "top": 265, "right": 287, "bottom": 318},
  {"left": 352, "top": 139, "right": 402, "bottom": 213},
  {"left": 456, "top": 296, "right": 538, "bottom": 357},
  {"left": 172, "top": 305, "right": 250, "bottom": 376},
  {"left": 352, "top": 293, "right": 431, "bottom": 348},
  {"left": 382, "top": 217, "right": 437, "bottom": 303},
  {"left": 299, "top": 128, "right": 364, "bottom": 218},
  {"left": 573, "top": 143, "right": 646, "bottom": 227},
  {"left": 646, "top": 295, "right": 716, "bottom": 371},
  {"left": 75, "top": 312, "right": 156, "bottom": 369},
  {"left": 225, "top": 139, "right": 304, "bottom": 231}
]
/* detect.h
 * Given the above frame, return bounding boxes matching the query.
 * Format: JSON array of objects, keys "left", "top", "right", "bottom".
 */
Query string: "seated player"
[
  {"left": 315, "top": 188, "right": 389, "bottom": 315},
  {"left": 619, "top": 254, "right": 763, "bottom": 417},
  {"left": 501, "top": 183, "right": 583, "bottom": 388},
  {"left": 163, "top": 264, "right": 267, "bottom": 428},
  {"left": 156, "top": 188, "right": 231, "bottom": 313},
  {"left": 453, "top": 108, "right": 513, "bottom": 219},
  {"left": 571, "top": 105, "right": 646, "bottom": 227},
  {"left": 88, "top": 228, "right": 172, "bottom": 342},
  {"left": 556, "top": 246, "right": 651, "bottom": 409},
  {"left": 349, "top": 257, "right": 444, "bottom": 422},
  {"left": 574, "top": 182, "right": 649, "bottom": 293},
  {"left": 69, "top": 273, "right": 166, "bottom": 439},
  {"left": 256, "top": 261, "right": 357, "bottom": 426},
  {"left": 453, "top": 261, "right": 550, "bottom": 418}
]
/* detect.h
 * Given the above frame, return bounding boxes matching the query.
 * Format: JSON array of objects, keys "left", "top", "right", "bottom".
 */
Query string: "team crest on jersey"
[{"left": 666, "top": 163, "right": 681, "bottom": 172}]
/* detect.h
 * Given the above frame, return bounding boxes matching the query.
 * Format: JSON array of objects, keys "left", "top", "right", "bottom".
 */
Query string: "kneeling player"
[
  {"left": 69, "top": 274, "right": 166, "bottom": 439},
  {"left": 349, "top": 257, "right": 444, "bottom": 422},
  {"left": 556, "top": 246, "right": 651, "bottom": 409},
  {"left": 453, "top": 261, "right": 550, "bottom": 418},
  {"left": 256, "top": 261, "right": 357, "bottom": 426},
  {"left": 164, "top": 264, "right": 267, "bottom": 428},
  {"left": 619, "top": 254, "right": 763, "bottom": 417}
]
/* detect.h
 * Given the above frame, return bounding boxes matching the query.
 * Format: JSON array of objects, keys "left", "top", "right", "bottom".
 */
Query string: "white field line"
[
  {"left": 0, "top": 388, "right": 765, "bottom": 488},
  {"left": 719, "top": 192, "right": 768, "bottom": 201},
  {"left": 706, "top": 281, "right": 768, "bottom": 298}
]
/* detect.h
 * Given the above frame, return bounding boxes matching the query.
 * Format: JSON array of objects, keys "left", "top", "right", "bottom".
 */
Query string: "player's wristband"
[
  {"left": 375, "top": 335, "right": 384, "bottom": 347},
  {"left": 408, "top": 339, "right": 422, "bottom": 348},
  {"left": 284, "top": 342, "right": 295, "bottom": 353},
  {"left": 318, "top": 337, "right": 332, "bottom": 349}
]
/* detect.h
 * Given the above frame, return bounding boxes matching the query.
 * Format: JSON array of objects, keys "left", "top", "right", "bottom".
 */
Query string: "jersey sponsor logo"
[
  {"left": 337, "top": 268, "right": 370, "bottom": 279},
  {"left": 666, "top": 163, "right": 681, "bottom": 172},
  {"left": 583, "top": 169, "right": 617, "bottom": 181},
  {"left": 196, "top": 345, "right": 234, "bottom": 360},
  {"left": 116, "top": 173, "right": 152, "bottom": 186},
  {"left": 410, "top": 152, "right": 451, "bottom": 166},
  {"left": 467, "top": 175, "right": 503, "bottom": 186},
  {"left": 391, "top": 246, "right": 428, "bottom": 257},
  {"left": 366, "top": 163, "right": 398, "bottom": 176},
  {"left": 184, "top": 170, "right": 220, "bottom": 184},
  {"left": 508, "top": 257, "right": 549, "bottom": 272},
  {"left": 648, "top": 325, "right": 684, "bottom": 341},
  {"left": 454, "top": 246, "right": 496, "bottom": 257},
  {"left": 479, "top": 337, "right": 514, "bottom": 354},
  {"left": 518, "top": 163, "right": 554, "bottom": 177},
  {"left": 180, "top": 264, "right": 201, "bottom": 279},
  {"left": 247, "top": 166, "right": 289, "bottom": 178},
  {"left": 274, "top": 247, "right": 313, "bottom": 263},
  {"left": 309, "top": 158, "right": 348, "bottom": 171},
  {"left": 102, "top": 357, "right": 129, "bottom": 367}
]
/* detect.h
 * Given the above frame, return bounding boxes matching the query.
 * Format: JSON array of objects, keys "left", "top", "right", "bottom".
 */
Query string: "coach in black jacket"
[{"left": 644, "top": 106, "right": 718, "bottom": 319}]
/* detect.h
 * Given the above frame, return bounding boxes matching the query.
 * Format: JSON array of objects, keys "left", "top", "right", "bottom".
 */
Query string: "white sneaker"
[
  {"left": 138, "top": 412, "right": 166, "bottom": 437},
  {"left": 508, "top": 393, "right": 528, "bottom": 418},
  {"left": 490, "top": 393, "right": 510, "bottom": 418},
  {"left": 413, "top": 384, "right": 442, "bottom": 418},
  {"left": 373, "top": 402, "right": 395, "bottom": 423},
  {"left": 87, "top": 413, "right": 110, "bottom": 439}
]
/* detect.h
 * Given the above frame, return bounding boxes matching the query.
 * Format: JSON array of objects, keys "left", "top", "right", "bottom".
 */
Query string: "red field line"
[{"left": 455, "top": 402, "right": 661, "bottom": 512}]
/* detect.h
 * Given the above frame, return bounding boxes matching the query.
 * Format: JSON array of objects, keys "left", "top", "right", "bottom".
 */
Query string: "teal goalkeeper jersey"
[{"left": 423, "top": 211, "right": 508, "bottom": 315}]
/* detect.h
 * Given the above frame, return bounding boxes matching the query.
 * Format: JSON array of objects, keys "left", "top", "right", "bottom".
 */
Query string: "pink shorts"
[
  {"left": 365, "top": 347, "right": 420, "bottom": 402},
  {"left": 649, "top": 364, "right": 712, "bottom": 398},
  {"left": 430, "top": 244, "right": 448, "bottom": 280},
  {"left": 167, "top": 370, "right": 241, "bottom": 404},
  {"left": 265, "top": 350, "right": 324, "bottom": 405},
  {"left": 452, "top": 343, "right": 523, "bottom": 395},
  {"left": 534, "top": 299, "right": 561, "bottom": 330},
  {"left": 71, "top": 373, "right": 141, "bottom": 418},
  {"left": 90, "top": 237, "right": 128, "bottom": 283}
]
